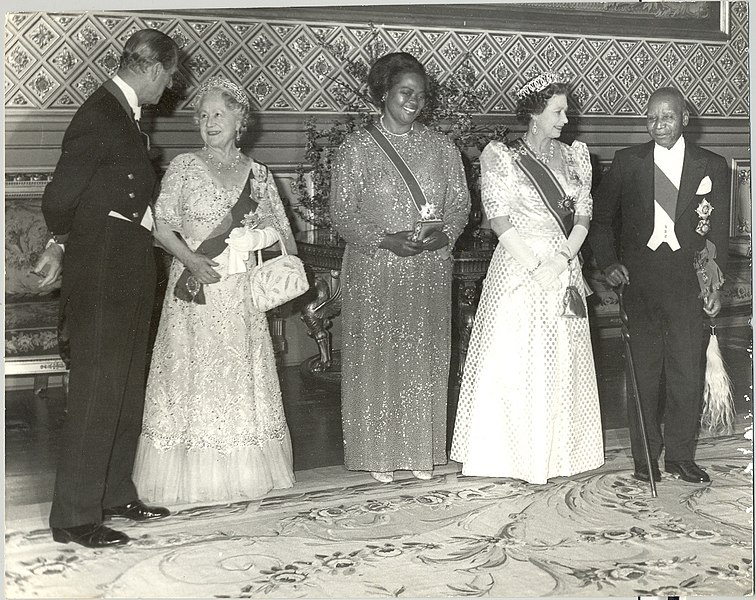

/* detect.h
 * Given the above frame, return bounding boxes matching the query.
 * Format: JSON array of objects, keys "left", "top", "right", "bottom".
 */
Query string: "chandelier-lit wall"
[{"left": 4, "top": 2, "right": 750, "bottom": 118}]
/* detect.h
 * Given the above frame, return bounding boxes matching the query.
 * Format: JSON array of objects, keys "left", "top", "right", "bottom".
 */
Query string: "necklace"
[
  {"left": 380, "top": 115, "right": 414, "bottom": 137},
  {"left": 525, "top": 135, "right": 555, "bottom": 164},
  {"left": 203, "top": 147, "right": 243, "bottom": 173}
]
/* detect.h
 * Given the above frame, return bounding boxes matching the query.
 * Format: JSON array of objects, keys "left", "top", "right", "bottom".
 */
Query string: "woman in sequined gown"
[
  {"left": 133, "top": 78, "right": 295, "bottom": 504},
  {"left": 450, "top": 73, "right": 604, "bottom": 484},
  {"left": 331, "top": 53, "right": 471, "bottom": 484}
]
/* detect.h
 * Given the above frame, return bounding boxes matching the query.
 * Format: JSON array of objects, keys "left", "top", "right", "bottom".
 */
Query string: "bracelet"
[{"left": 558, "top": 250, "right": 572, "bottom": 262}]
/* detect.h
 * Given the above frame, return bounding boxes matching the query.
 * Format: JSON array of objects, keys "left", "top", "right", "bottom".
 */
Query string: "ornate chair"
[{"left": 5, "top": 174, "right": 68, "bottom": 393}]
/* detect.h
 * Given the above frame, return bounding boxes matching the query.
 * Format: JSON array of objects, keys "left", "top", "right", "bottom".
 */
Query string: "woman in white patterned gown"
[
  {"left": 450, "top": 72, "right": 604, "bottom": 484},
  {"left": 133, "top": 77, "right": 296, "bottom": 504}
]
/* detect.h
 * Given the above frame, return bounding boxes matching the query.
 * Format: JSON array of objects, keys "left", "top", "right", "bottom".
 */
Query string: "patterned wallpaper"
[{"left": 4, "top": 2, "right": 750, "bottom": 117}]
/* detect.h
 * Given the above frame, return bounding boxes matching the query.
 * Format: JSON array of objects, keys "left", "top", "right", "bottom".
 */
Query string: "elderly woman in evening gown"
[{"left": 133, "top": 76, "right": 296, "bottom": 504}]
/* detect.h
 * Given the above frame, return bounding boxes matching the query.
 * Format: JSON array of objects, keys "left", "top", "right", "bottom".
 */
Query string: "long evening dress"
[
  {"left": 330, "top": 123, "right": 470, "bottom": 473},
  {"left": 450, "top": 140, "right": 604, "bottom": 484},
  {"left": 133, "top": 153, "right": 296, "bottom": 504}
]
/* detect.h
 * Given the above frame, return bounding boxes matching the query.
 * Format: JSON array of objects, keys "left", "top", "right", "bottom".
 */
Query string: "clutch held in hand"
[{"left": 412, "top": 219, "right": 444, "bottom": 242}]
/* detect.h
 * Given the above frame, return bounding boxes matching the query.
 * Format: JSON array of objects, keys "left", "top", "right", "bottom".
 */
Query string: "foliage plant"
[{"left": 291, "top": 26, "right": 510, "bottom": 230}]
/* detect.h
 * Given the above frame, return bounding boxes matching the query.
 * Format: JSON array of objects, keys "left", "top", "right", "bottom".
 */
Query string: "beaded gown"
[
  {"left": 133, "top": 153, "right": 296, "bottom": 504},
  {"left": 450, "top": 140, "right": 604, "bottom": 484},
  {"left": 330, "top": 123, "right": 470, "bottom": 473}
]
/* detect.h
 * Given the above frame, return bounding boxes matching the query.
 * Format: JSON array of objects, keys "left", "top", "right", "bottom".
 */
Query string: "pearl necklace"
[
  {"left": 203, "top": 147, "right": 243, "bottom": 173},
  {"left": 380, "top": 115, "right": 414, "bottom": 137},
  {"left": 525, "top": 135, "right": 555, "bottom": 164}
]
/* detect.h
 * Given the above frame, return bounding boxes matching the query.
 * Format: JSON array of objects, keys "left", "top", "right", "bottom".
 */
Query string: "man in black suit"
[
  {"left": 589, "top": 87, "right": 730, "bottom": 484},
  {"left": 33, "top": 29, "right": 179, "bottom": 548}
]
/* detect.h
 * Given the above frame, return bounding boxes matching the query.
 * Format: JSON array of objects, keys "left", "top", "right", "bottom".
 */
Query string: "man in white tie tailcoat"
[
  {"left": 589, "top": 87, "right": 730, "bottom": 484},
  {"left": 33, "top": 29, "right": 178, "bottom": 548}
]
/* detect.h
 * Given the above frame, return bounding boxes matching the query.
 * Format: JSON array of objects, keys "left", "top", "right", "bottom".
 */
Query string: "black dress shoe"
[
  {"left": 665, "top": 461, "right": 710, "bottom": 483},
  {"left": 633, "top": 460, "right": 661, "bottom": 483},
  {"left": 52, "top": 523, "right": 129, "bottom": 548},
  {"left": 103, "top": 500, "right": 170, "bottom": 521}
]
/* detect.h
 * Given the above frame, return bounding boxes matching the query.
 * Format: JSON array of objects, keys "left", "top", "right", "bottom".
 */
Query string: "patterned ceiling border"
[{"left": 3, "top": 2, "right": 749, "bottom": 117}]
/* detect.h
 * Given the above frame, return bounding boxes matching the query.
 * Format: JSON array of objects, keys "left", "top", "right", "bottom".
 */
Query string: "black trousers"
[
  {"left": 623, "top": 245, "right": 704, "bottom": 465},
  {"left": 49, "top": 220, "right": 156, "bottom": 529},
  {"left": 625, "top": 244, "right": 704, "bottom": 462}
]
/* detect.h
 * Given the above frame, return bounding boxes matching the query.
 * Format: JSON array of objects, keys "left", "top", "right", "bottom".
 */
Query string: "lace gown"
[
  {"left": 450, "top": 140, "right": 604, "bottom": 484},
  {"left": 133, "top": 153, "right": 295, "bottom": 504},
  {"left": 330, "top": 124, "right": 470, "bottom": 473}
]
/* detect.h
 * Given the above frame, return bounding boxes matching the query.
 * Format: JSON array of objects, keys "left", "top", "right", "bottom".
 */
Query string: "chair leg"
[{"left": 33, "top": 374, "right": 49, "bottom": 397}]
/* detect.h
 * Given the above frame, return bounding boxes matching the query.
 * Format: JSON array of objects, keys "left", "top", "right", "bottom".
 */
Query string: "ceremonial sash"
[
  {"left": 174, "top": 167, "right": 257, "bottom": 304},
  {"left": 365, "top": 122, "right": 431, "bottom": 217},
  {"left": 514, "top": 139, "right": 574, "bottom": 238},
  {"left": 654, "top": 163, "right": 679, "bottom": 220}
]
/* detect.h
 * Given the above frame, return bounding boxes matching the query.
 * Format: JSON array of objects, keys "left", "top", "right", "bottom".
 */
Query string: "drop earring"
[
  {"left": 235, "top": 129, "right": 241, "bottom": 142},
  {"left": 532, "top": 122, "right": 538, "bottom": 135}
]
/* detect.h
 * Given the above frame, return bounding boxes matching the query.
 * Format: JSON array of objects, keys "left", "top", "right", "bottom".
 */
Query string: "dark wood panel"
[
  {"left": 5, "top": 111, "right": 750, "bottom": 171},
  {"left": 4, "top": 113, "right": 312, "bottom": 173}
]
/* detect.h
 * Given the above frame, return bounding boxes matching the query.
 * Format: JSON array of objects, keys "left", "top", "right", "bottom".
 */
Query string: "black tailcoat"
[
  {"left": 42, "top": 81, "right": 158, "bottom": 528},
  {"left": 589, "top": 139, "right": 730, "bottom": 464}
]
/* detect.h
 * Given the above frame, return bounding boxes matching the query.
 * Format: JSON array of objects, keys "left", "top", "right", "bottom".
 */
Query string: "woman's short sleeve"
[
  {"left": 479, "top": 141, "right": 515, "bottom": 220},
  {"left": 570, "top": 140, "right": 593, "bottom": 218}
]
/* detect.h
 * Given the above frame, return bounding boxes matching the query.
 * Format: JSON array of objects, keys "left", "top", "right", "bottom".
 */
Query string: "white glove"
[
  {"left": 226, "top": 226, "right": 279, "bottom": 251},
  {"left": 225, "top": 227, "right": 279, "bottom": 274},
  {"left": 533, "top": 253, "right": 568, "bottom": 291},
  {"left": 561, "top": 223, "right": 588, "bottom": 260},
  {"left": 498, "top": 227, "right": 539, "bottom": 271}
]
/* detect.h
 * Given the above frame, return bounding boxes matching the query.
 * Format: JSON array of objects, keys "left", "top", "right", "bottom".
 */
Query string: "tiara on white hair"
[
  {"left": 515, "top": 72, "right": 566, "bottom": 100},
  {"left": 193, "top": 76, "right": 250, "bottom": 109}
]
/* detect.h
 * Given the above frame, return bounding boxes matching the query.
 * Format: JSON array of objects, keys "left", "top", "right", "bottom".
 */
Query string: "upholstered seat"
[{"left": 5, "top": 176, "right": 68, "bottom": 380}]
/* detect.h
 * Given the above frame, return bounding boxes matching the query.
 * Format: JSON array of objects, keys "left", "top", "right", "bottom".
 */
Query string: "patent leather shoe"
[
  {"left": 52, "top": 523, "right": 129, "bottom": 548},
  {"left": 665, "top": 461, "right": 710, "bottom": 483},
  {"left": 103, "top": 500, "right": 170, "bottom": 521},
  {"left": 633, "top": 460, "right": 661, "bottom": 483}
]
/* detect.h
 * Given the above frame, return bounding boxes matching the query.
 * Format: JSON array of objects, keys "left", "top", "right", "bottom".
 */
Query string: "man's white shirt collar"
[{"left": 112, "top": 75, "right": 141, "bottom": 121}]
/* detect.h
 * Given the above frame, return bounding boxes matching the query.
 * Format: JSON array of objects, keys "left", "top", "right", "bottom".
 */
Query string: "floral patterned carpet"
[{"left": 5, "top": 432, "right": 753, "bottom": 598}]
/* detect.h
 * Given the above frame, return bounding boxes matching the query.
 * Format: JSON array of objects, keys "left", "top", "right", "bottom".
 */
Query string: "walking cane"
[{"left": 617, "top": 283, "right": 658, "bottom": 498}]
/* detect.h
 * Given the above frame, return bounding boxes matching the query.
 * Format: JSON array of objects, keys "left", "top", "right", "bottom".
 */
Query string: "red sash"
[{"left": 514, "top": 139, "right": 574, "bottom": 238}]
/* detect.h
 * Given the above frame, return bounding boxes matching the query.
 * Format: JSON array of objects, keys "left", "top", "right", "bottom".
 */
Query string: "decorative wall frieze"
[{"left": 4, "top": 3, "right": 749, "bottom": 117}]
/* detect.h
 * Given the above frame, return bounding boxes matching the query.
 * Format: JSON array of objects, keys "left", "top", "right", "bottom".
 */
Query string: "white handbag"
[{"left": 249, "top": 243, "right": 309, "bottom": 312}]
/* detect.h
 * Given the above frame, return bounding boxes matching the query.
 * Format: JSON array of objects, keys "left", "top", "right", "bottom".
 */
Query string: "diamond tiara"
[
  {"left": 516, "top": 72, "right": 565, "bottom": 100},
  {"left": 194, "top": 76, "right": 250, "bottom": 110}
]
